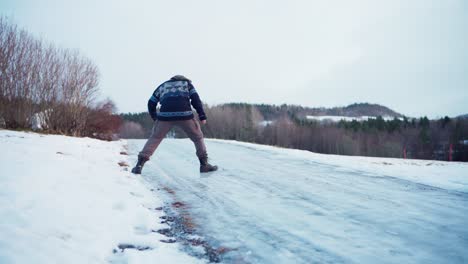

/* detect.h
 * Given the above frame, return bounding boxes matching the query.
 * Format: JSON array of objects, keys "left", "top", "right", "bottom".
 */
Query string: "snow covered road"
[{"left": 129, "top": 138, "right": 468, "bottom": 264}]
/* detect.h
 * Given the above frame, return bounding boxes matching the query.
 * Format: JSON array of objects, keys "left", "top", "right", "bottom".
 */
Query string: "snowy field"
[
  {"left": 129, "top": 138, "right": 468, "bottom": 264},
  {"left": 306, "top": 115, "right": 401, "bottom": 123},
  {"left": 0, "top": 130, "right": 204, "bottom": 264}
]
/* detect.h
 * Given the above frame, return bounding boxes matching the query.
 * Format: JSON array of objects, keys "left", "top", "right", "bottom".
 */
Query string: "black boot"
[
  {"left": 131, "top": 156, "right": 148, "bottom": 174},
  {"left": 199, "top": 157, "right": 218, "bottom": 173}
]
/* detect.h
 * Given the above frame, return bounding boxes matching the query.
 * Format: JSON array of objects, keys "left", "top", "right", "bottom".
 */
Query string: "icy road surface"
[{"left": 129, "top": 139, "right": 468, "bottom": 264}]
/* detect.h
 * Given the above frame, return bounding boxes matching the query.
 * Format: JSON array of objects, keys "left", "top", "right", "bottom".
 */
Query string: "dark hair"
[{"left": 170, "top": 75, "right": 191, "bottom": 82}]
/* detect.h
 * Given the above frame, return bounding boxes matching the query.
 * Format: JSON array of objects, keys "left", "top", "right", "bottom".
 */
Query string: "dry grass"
[{"left": 118, "top": 161, "right": 129, "bottom": 167}]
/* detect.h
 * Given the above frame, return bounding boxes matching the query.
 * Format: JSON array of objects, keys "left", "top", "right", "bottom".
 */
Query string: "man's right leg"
[
  {"left": 132, "top": 120, "right": 172, "bottom": 174},
  {"left": 177, "top": 119, "right": 217, "bottom": 173}
]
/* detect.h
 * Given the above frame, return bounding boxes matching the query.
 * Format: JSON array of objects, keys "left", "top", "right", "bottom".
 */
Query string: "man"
[{"left": 131, "top": 75, "right": 218, "bottom": 174}]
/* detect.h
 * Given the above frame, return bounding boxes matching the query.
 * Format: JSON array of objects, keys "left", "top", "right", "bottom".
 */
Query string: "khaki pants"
[{"left": 139, "top": 118, "right": 207, "bottom": 161}]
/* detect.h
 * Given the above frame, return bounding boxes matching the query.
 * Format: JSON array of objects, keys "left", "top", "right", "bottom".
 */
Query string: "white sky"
[{"left": 1, "top": 0, "right": 467, "bottom": 117}]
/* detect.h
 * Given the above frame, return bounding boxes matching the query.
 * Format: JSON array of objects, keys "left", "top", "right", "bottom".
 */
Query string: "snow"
[
  {"left": 0, "top": 130, "right": 204, "bottom": 264},
  {"left": 258, "top": 120, "right": 274, "bottom": 127},
  {"left": 129, "top": 138, "right": 468, "bottom": 264},
  {"left": 306, "top": 115, "right": 401, "bottom": 123},
  {"left": 30, "top": 109, "right": 52, "bottom": 131},
  {"left": 2, "top": 129, "right": 467, "bottom": 264}
]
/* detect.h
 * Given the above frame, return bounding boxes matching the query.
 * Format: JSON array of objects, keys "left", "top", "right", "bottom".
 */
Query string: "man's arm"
[
  {"left": 147, "top": 90, "right": 159, "bottom": 121},
  {"left": 188, "top": 83, "right": 207, "bottom": 121}
]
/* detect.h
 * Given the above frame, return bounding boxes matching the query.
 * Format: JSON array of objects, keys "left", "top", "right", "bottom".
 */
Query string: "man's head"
[{"left": 170, "top": 75, "right": 191, "bottom": 82}]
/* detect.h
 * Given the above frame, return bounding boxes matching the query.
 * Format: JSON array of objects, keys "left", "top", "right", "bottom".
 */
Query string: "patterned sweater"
[{"left": 147, "top": 76, "right": 206, "bottom": 121}]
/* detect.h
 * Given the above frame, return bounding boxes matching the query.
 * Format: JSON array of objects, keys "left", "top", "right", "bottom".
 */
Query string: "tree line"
[
  {"left": 120, "top": 103, "right": 468, "bottom": 161},
  {"left": 0, "top": 17, "right": 120, "bottom": 139}
]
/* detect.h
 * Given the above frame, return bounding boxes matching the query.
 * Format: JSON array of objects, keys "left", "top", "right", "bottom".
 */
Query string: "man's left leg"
[{"left": 132, "top": 120, "right": 173, "bottom": 174}]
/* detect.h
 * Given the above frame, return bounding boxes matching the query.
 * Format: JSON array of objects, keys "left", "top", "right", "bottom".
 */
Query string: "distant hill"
[
  {"left": 457, "top": 114, "right": 468, "bottom": 119},
  {"left": 245, "top": 102, "right": 403, "bottom": 120},
  {"left": 319, "top": 103, "right": 403, "bottom": 118}
]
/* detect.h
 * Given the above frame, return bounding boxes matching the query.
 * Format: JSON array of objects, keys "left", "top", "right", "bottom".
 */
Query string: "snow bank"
[{"left": 0, "top": 130, "right": 204, "bottom": 264}]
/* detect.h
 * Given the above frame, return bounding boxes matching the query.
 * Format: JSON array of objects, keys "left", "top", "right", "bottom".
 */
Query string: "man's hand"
[{"left": 200, "top": 120, "right": 207, "bottom": 125}]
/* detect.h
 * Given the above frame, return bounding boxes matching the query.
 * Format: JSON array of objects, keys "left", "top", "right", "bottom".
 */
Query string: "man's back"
[{"left": 148, "top": 75, "right": 206, "bottom": 121}]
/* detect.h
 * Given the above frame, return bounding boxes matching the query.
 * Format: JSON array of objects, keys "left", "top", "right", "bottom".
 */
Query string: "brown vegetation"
[
  {"left": 117, "top": 161, "right": 129, "bottom": 167},
  {"left": 0, "top": 17, "right": 121, "bottom": 139}
]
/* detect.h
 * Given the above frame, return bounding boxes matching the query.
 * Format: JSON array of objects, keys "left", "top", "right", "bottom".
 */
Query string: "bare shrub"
[
  {"left": 0, "top": 16, "right": 103, "bottom": 137},
  {"left": 85, "top": 99, "right": 122, "bottom": 140}
]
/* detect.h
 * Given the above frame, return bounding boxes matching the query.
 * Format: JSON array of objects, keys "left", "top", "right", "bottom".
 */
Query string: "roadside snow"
[{"left": 0, "top": 130, "right": 204, "bottom": 264}]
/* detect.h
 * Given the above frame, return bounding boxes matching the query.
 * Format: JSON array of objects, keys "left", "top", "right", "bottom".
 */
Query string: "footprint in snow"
[{"left": 129, "top": 191, "right": 144, "bottom": 198}]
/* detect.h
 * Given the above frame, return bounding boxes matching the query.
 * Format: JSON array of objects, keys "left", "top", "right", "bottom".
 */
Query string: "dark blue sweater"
[{"left": 147, "top": 77, "right": 206, "bottom": 121}]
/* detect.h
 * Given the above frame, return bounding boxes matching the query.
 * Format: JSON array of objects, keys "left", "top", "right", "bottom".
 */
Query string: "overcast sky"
[{"left": 1, "top": 0, "right": 467, "bottom": 117}]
